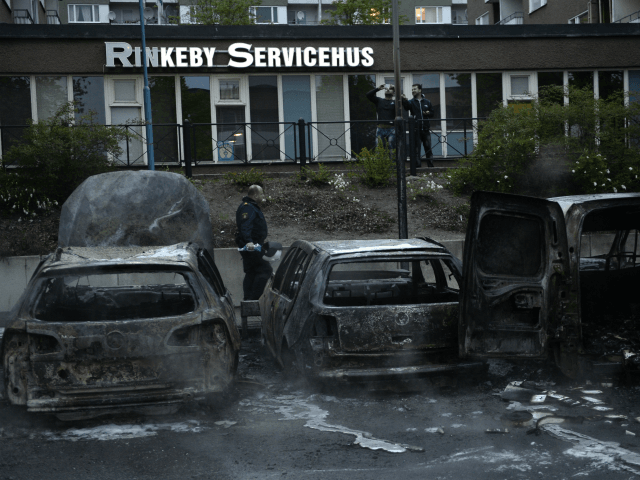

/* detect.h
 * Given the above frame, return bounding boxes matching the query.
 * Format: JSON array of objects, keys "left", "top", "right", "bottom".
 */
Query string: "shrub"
[
  {"left": 1, "top": 103, "right": 129, "bottom": 204},
  {"left": 0, "top": 170, "right": 57, "bottom": 220},
  {"left": 354, "top": 143, "right": 395, "bottom": 187},
  {"left": 448, "top": 86, "right": 640, "bottom": 195},
  {"left": 224, "top": 167, "right": 265, "bottom": 187},
  {"left": 328, "top": 172, "right": 350, "bottom": 192},
  {"left": 297, "top": 163, "right": 332, "bottom": 186},
  {"left": 407, "top": 174, "right": 444, "bottom": 201}
]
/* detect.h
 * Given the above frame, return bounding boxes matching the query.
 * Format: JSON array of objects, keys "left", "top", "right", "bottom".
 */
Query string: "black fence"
[{"left": 0, "top": 117, "right": 481, "bottom": 169}]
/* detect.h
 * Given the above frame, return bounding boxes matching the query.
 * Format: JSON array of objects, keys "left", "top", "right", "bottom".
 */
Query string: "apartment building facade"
[
  {"left": 469, "top": 0, "right": 640, "bottom": 25},
  {"left": 0, "top": 0, "right": 467, "bottom": 26}
]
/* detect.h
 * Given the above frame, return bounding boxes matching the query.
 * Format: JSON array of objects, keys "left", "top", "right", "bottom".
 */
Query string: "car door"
[
  {"left": 197, "top": 250, "right": 235, "bottom": 324},
  {"left": 460, "top": 191, "right": 570, "bottom": 361}
]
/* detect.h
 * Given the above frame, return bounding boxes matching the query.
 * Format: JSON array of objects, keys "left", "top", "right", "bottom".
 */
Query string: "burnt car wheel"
[{"left": 3, "top": 334, "right": 29, "bottom": 406}]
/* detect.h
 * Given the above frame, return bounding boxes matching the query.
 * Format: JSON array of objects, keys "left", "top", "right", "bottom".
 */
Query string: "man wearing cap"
[
  {"left": 236, "top": 184, "right": 272, "bottom": 301},
  {"left": 366, "top": 84, "right": 398, "bottom": 152}
]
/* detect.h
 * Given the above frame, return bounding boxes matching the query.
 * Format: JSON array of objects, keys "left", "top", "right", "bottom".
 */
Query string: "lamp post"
[
  {"left": 138, "top": 0, "right": 155, "bottom": 170},
  {"left": 392, "top": 0, "right": 407, "bottom": 239}
]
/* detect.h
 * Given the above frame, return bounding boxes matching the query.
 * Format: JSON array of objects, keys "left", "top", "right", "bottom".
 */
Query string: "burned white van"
[{"left": 460, "top": 192, "right": 640, "bottom": 378}]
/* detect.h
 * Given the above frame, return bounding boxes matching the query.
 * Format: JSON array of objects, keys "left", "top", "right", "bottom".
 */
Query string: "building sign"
[{"left": 105, "top": 42, "right": 374, "bottom": 69}]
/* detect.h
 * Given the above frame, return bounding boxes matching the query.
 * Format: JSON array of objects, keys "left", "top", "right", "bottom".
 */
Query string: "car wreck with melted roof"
[
  {"left": 1, "top": 171, "right": 240, "bottom": 419},
  {"left": 460, "top": 192, "right": 640, "bottom": 378},
  {"left": 260, "top": 238, "right": 484, "bottom": 382}
]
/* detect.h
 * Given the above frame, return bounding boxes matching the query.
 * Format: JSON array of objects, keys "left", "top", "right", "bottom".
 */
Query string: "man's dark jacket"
[
  {"left": 236, "top": 196, "right": 268, "bottom": 246},
  {"left": 403, "top": 95, "right": 433, "bottom": 129},
  {"left": 366, "top": 88, "right": 396, "bottom": 126}
]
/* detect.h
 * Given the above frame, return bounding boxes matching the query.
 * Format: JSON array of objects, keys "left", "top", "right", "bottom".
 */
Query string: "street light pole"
[
  {"left": 392, "top": 0, "right": 408, "bottom": 239},
  {"left": 138, "top": 0, "right": 155, "bottom": 170}
]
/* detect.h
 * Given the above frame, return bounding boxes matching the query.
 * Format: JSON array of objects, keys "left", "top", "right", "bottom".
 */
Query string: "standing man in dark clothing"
[
  {"left": 236, "top": 184, "right": 272, "bottom": 301},
  {"left": 366, "top": 84, "right": 397, "bottom": 151},
  {"left": 402, "top": 83, "right": 434, "bottom": 167}
]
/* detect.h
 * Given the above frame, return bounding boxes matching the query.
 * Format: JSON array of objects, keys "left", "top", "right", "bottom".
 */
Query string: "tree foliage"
[
  {"left": 187, "top": 0, "right": 259, "bottom": 25},
  {"left": 448, "top": 86, "right": 640, "bottom": 195},
  {"left": 1, "top": 102, "right": 129, "bottom": 205},
  {"left": 322, "top": 0, "right": 407, "bottom": 25}
]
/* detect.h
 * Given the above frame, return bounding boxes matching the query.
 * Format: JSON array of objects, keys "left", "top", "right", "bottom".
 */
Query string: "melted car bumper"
[{"left": 315, "top": 361, "right": 486, "bottom": 382}]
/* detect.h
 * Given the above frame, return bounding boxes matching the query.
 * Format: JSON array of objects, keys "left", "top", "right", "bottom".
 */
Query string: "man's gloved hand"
[{"left": 246, "top": 242, "right": 255, "bottom": 251}]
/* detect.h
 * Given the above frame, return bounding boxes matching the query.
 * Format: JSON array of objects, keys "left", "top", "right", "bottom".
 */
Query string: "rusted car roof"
[
  {"left": 312, "top": 238, "right": 449, "bottom": 256},
  {"left": 46, "top": 244, "right": 198, "bottom": 268}
]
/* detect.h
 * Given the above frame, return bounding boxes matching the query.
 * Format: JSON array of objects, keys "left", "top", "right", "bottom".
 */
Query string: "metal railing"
[
  {"left": 46, "top": 10, "right": 61, "bottom": 24},
  {"left": 614, "top": 9, "right": 640, "bottom": 23},
  {"left": 13, "top": 9, "right": 34, "bottom": 24},
  {"left": 496, "top": 11, "right": 523, "bottom": 25},
  {"left": 1, "top": 118, "right": 482, "bottom": 170}
]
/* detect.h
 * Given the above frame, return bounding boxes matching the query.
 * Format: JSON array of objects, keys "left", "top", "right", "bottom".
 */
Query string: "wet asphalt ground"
[{"left": 1, "top": 337, "right": 640, "bottom": 480}]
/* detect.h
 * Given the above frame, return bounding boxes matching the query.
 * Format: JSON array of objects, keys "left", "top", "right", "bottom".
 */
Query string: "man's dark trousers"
[
  {"left": 241, "top": 251, "right": 272, "bottom": 300},
  {"left": 417, "top": 126, "right": 434, "bottom": 168}
]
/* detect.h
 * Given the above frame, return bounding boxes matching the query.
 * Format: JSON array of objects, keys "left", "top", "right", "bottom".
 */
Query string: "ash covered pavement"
[{"left": 1, "top": 337, "right": 640, "bottom": 480}]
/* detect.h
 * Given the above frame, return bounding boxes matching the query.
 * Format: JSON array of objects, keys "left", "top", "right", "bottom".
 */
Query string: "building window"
[
  {"left": 249, "top": 76, "right": 280, "bottom": 160},
  {"left": 35, "top": 76, "right": 68, "bottom": 121},
  {"left": 316, "top": 75, "right": 345, "bottom": 160},
  {"left": 416, "top": 7, "right": 443, "bottom": 24},
  {"left": 283, "top": 75, "right": 312, "bottom": 160},
  {"left": 510, "top": 75, "right": 531, "bottom": 97},
  {"left": 73, "top": 76, "right": 105, "bottom": 124},
  {"left": 149, "top": 76, "right": 178, "bottom": 163},
  {"left": 476, "top": 12, "right": 489, "bottom": 25},
  {"left": 181, "top": 76, "right": 213, "bottom": 162},
  {"left": 0, "top": 77, "right": 32, "bottom": 158},
  {"left": 529, "top": 0, "right": 547, "bottom": 13},
  {"left": 254, "top": 6, "right": 278, "bottom": 24},
  {"left": 220, "top": 79, "right": 240, "bottom": 101},
  {"left": 568, "top": 11, "right": 588, "bottom": 24},
  {"left": 108, "top": 78, "right": 143, "bottom": 165},
  {"left": 476, "top": 73, "right": 503, "bottom": 118},
  {"left": 68, "top": 5, "right": 100, "bottom": 23}
]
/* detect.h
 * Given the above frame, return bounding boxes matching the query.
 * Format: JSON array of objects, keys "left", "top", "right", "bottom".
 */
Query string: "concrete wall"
[{"left": 0, "top": 241, "right": 465, "bottom": 311}]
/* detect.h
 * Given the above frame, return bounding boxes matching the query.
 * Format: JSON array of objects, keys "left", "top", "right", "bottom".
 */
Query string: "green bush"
[
  {"left": 297, "top": 163, "right": 332, "bottom": 186},
  {"left": 0, "top": 170, "right": 57, "bottom": 220},
  {"left": 448, "top": 86, "right": 640, "bottom": 195},
  {"left": 1, "top": 102, "right": 129, "bottom": 204},
  {"left": 354, "top": 143, "right": 395, "bottom": 187},
  {"left": 224, "top": 167, "right": 265, "bottom": 187}
]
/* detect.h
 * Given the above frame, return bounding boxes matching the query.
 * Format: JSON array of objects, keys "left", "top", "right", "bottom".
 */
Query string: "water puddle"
[{"left": 45, "top": 420, "right": 204, "bottom": 441}]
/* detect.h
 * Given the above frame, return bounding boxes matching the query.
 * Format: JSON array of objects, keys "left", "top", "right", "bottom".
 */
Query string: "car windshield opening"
[
  {"left": 33, "top": 270, "right": 197, "bottom": 322},
  {"left": 323, "top": 258, "right": 459, "bottom": 307}
]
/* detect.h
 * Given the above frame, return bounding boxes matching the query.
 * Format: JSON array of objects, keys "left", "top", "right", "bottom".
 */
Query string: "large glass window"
[
  {"left": 348, "top": 74, "right": 377, "bottom": 154},
  {"left": 216, "top": 106, "right": 246, "bottom": 162},
  {"left": 36, "top": 76, "right": 68, "bottom": 121},
  {"left": 475, "top": 73, "right": 502, "bottom": 119},
  {"left": 181, "top": 76, "right": 212, "bottom": 162},
  {"left": 444, "top": 73, "right": 471, "bottom": 130},
  {"left": 416, "top": 6, "right": 443, "bottom": 23},
  {"left": 569, "top": 71, "right": 594, "bottom": 91},
  {"left": 149, "top": 76, "right": 178, "bottom": 163},
  {"left": 73, "top": 76, "right": 105, "bottom": 124},
  {"left": 538, "top": 72, "right": 564, "bottom": 104},
  {"left": 283, "top": 75, "right": 312, "bottom": 161},
  {"left": 254, "top": 6, "right": 278, "bottom": 23},
  {"left": 111, "top": 106, "right": 143, "bottom": 164},
  {"left": 413, "top": 73, "right": 442, "bottom": 156},
  {"left": 631, "top": 71, "right": 640, "bottom": 104},
  {"left": 315, "top": 75, "right": 346, "bottom": 160},
  {"left": 0, "top": 77, "right": 32, "bottom": 158},
  {"left": 598, "top": 71, "right": 623, "bottom": 101},
  {"left": 249, "top": 76, "right": 280, "bottom": 161}
]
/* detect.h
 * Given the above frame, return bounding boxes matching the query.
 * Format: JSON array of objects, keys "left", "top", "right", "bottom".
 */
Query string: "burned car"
[
  {"left": 260, "top": 239, "right": 484, "bottom": 382},
  {"left": 460, "top": 192, "right": 640, "bottom": 378},
  {"left": 1, "top": 171, "right": 240, "bottom": 419},
  {"left": 2, "top": 243, "right": 239, "bottom": 420}
]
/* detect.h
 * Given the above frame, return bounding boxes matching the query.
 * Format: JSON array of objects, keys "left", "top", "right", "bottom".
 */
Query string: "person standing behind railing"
[
  {"left": 402, "top": 84, "right": 434, "bottom": 168},
  {"left": 366, "top": 84, "right": 398, "bottom": 153}
]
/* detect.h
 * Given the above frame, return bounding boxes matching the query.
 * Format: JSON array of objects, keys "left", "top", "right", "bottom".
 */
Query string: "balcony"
[
  {"left": 13, "top": 9, "right": 34, "bottom": 24},
  {"left": 46, "top": 10, "right": 61, "bottom": 24},
  {"left": 496, "top": 11, "right": 523, "bottom": 24},
  {"left": 614, "top": 9, "right": 640, "bottom": 23}
]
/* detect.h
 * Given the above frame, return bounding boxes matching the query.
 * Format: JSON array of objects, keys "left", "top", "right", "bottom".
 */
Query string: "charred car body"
[
  {"left": 260, "top": 239, "right": 483, "bottom": 382},
  {"left": 460, "top": 192, "right": 640, "bottom": 378},
  {"left": 1, "top": 171, "right": 240, "bottom": 419}
]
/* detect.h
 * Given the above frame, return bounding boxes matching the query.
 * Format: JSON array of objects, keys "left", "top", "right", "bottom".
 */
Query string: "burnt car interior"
[
  {"left": 578, "top": 206, "right": 640, "bottom": 359},
  {"left": 33, "top": 270, "right": 197, "bottom": 322},
  {"left": 323, "top": 258, "right": 460, "bottom": 307}
]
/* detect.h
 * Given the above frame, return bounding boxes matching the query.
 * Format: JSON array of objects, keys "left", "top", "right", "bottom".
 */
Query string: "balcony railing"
[
  {"left": 46, "top": 10, "right": 61, "bottom": 24},
  {"left": 496, "top": 11, "right": 523, "bottom": 25},
  {"left": 13, "top": 9, "right": 34, "bottom": 24},
  {"left": 614, "top": 9, "right": 640, "bottom": 23}
]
